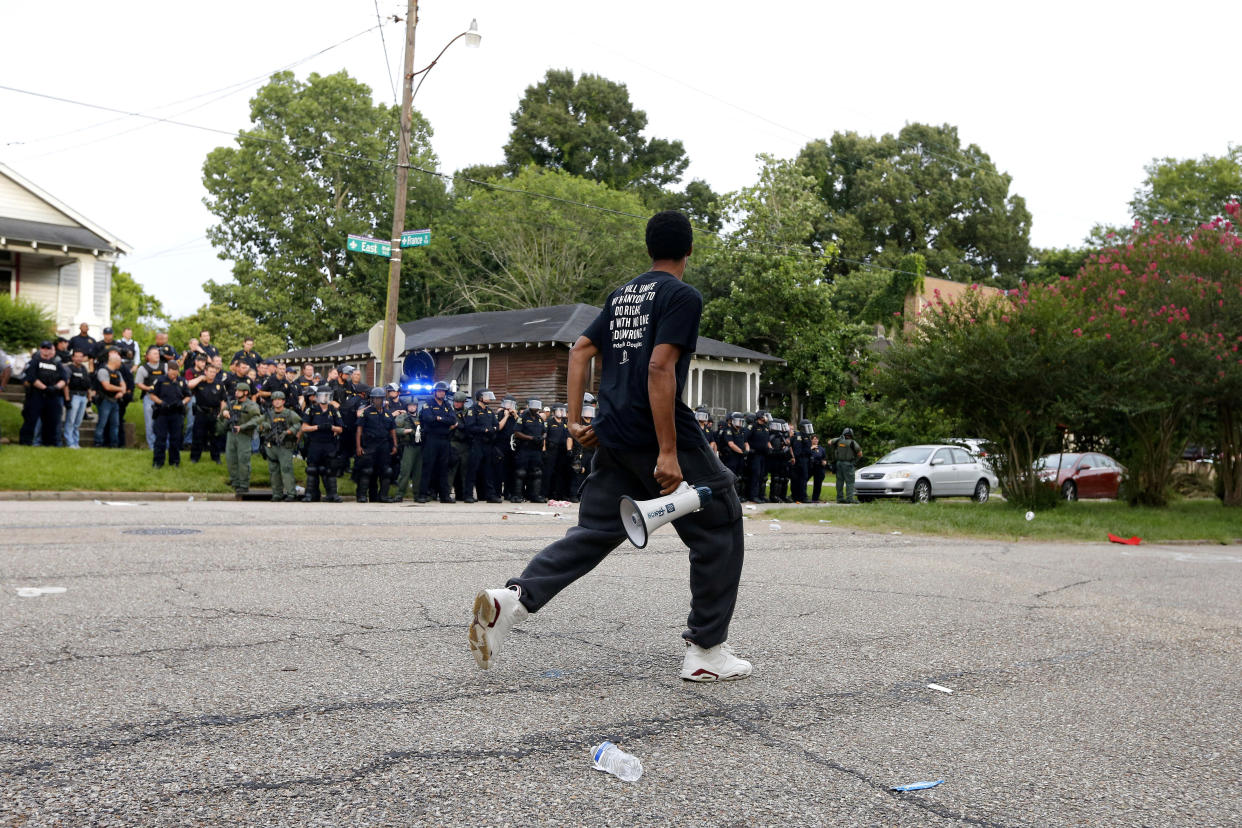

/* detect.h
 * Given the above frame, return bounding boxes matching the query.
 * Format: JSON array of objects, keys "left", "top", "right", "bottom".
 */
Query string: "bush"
[{"left": 0, "top": 295, "right": 54, "bottom": 351}]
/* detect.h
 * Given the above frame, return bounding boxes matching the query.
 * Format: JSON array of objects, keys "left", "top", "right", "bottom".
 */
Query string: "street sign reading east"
[
  {"left": 401, "top": 229, "right": 431, "bottom": 248},
  {"left": 347, "top": 234, "right": 391, "bottom": 257}
]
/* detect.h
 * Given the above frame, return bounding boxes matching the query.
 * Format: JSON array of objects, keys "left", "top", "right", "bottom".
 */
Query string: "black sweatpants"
[{"left": 509, "top": 442, "right": 744, "bottom": 649}]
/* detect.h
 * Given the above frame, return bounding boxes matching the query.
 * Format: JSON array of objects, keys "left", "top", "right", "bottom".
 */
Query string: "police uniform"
[
  {"left": 302, "top": 396, "right": 343, "bottom": 502},
  {"left": 19, "top": 346, "right": 67, "bottom": 446},
  {"left": 135, "top": 358, "right": 168, "bottom": 452},
  {"left": 335, "top": 385, "right": 365, "bottom": 478},
  {"left": 513, "top": 406, "right": 546, "bottom": 503},
  {"left": 790, "top": 421, "right": 813, "bottom": 503},
  {"left": 191, "top": 374, "right": 227, "bottom": 463},
  {"left": 833, "top": 430, "right": 863, "bottom": 504},
  {"left": 448, "top": 394, "right": 471, "bottom": 499},
  {"left": 150, "top": 373, "right": 190, "bottom": 467},
  {"left": 223, "top": 385, "right": 263, "bottom": 493},
  {"left": 496, "top": 398, "right": 518, "bottom": 500},
  {"left": 746, "top": 416, "right": 771, "bottom": 502},
  {"left": 542, "top": 410, "right": 571, "bottom": 501},
  {"left": 262, "top": 394, "right": 302, "bottom": 501},
  {"left": 717, "top": 416, "right": 747, "bottom": 482},
  {"left": 417, "top": 389, "right": 456, "bottom": 502},
  {"left": 392, "top": 405, "right": 422, "bottom": 502},
  {"left": 766, "top": 420, "right": 793, "bottom": 503},
  {"left": 463, "top": 395, "right": 501, "bottom": 503},
  {"left": 355, "top": 393, "right": 396, "bottom": 503},
  {"left": 809, "top": 441, "right": 829, "bottom": 502}
]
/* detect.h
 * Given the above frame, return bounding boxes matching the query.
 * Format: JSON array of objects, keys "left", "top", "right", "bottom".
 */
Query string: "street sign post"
[
  {"left": 367, "top": 320, "right": 402, "bottom": 368},
  {"left": 347, "top": 234, "right": 391, "bottom": 257},
  {"left": 400, "top": 228, "right": 431, "bottom": 248}
]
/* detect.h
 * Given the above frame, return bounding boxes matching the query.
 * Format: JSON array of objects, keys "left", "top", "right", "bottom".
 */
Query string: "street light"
[{"left": 377, "top": 6, "right": 481, "bottom": 386}]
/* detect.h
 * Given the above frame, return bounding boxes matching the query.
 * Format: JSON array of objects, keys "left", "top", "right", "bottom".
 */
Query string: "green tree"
[
  {"left": 1130, "top": 146, "right": 1242, "bottom": 227},
  {"left": 202, "top": 70, "right": 449, "bottom": 347},
  {"left": 168, "top": 304, "right": 286, "bottom": 362},
  {"left": 797, "top": 124, "right": 1032, "bottom": 286},
  {"left": 698, "top": 156, "right": 864, "bottom": 422},
  {"left": 438, "top": 167, "right": 650, "bottom": 311},
  {"left": 1021, "top": 246, "right": 1091, "bottom": 284},
  {"left": 504, "top": 69, "right": 689, "bottom": 193},
  {"left": 109, "top": 267, "right": 168, "bottom": 346},
  {"left": 877, "top": 284, "right": 1089, "bottom": 510}
]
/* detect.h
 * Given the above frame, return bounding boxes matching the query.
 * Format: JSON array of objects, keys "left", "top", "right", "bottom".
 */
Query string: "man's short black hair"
[{"left": 645, "top": 210, "right": 693, "bottom": 261}]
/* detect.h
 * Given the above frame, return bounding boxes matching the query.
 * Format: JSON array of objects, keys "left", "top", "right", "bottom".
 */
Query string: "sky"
[{"left": 2, "top": 1, "right": 1238, "bottom": 319}]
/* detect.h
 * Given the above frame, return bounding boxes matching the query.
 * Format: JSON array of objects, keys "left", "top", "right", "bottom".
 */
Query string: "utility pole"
[{"left": 379, "top": 0, "right": 419, "bottom": 387}]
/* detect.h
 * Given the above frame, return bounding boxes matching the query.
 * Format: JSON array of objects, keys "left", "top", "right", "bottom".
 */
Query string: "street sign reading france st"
[
  {"left": 401, "top": 228, "right": 431, "bottom": 248},
  {"left": 346, "top": 234, "right": 391, "bottom": 257}
]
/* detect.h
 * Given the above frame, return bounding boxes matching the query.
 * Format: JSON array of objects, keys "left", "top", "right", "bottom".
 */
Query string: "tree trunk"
[{"left": 1219, "top": 402, "right": 1242, "bottom": 507}]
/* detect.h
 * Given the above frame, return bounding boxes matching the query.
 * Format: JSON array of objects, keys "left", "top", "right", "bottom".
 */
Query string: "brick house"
[{"left": 280, "top": 304, "right": 782, "bottom": 417}]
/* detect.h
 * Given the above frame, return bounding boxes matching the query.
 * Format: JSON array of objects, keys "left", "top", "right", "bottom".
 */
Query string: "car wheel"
[
  {"left": 1061, "top": 480, "right": 1078, "bottom": 501},
  {"left": 911, "top": 479, "right": 932, "bottom": 504},
  {"left": 972, "top": 479, "right": 990, "bottom": 503}
]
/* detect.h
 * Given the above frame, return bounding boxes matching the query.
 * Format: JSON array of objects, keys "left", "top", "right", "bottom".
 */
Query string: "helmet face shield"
[
  {"left": 731, "top": 416, "right": 744, "bottom": 428},
  {"left": 695, "top": 410, "right": 709, "bottom": 423},
  {"left": 315, "top": 390, "right": 332, "bottom": 404},
  {"left": 553, "top": 406, "right": 567, "bottom": 418},
  {"left": 801, "top": 420, "right": 814, "bottom": 435},
  {"left": 480, "top": 390, "right": 495, "bottom": 402},
  {"left": 528, "top": 399, "right": 542, "bottom": 411},
  {"left": 582, "top": 404, "right": 596, "bottom": 419},
  {"left": 502, "top": 398, "right": 516, "bottom": 411}
]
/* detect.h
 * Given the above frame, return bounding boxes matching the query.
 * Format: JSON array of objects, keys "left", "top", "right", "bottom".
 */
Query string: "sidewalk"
[{"left": 0, "top": 490, "right": 238, "bottom": 501}]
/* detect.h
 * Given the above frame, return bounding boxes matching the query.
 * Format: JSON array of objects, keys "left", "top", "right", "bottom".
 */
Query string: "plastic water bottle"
[{"left": 590, "top": 741, "right": 643, "bottom": 782}]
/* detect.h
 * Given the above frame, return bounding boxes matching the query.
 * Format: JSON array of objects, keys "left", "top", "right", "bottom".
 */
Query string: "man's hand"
[
  {"left": 356, "top": 446, "right": 364, "bottom": 457},
  {"left": 653, "top": 450, "right": 683, "bottom": 495},
  {"left": 568, "top": 422, "right": 597, "bottom": 448}
]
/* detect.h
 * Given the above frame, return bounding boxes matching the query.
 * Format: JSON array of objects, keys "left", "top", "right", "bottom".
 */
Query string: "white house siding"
[
  {"left": 93, "top": 258, "right": 110, "bottom": 318},
  {"left": 0, "top": 174, "right": 75, "bottom": 226}
]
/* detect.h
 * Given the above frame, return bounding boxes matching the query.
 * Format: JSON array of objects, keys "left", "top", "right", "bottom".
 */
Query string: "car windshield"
[
  {"left": 875, "top": 447, "right": 933, "bottom": 465},
  {"left": 1035, "top": 453, "right": 1082, "bottom": 470}
]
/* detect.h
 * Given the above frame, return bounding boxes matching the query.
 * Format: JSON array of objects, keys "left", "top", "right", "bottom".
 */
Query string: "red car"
[{"left": 1035, "top": 452, "right": 1125, "bottom": 500}]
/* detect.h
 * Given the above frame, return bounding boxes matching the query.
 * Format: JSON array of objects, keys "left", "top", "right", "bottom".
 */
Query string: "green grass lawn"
[
  {"left": 769, "top": 498, "right": 1241, "bottom": 544},
  {"left": 0, "top": 400, "right": 21, "bottom": 439},
  {"left": 0, "top": 444, "right": 358, "bottom": 495}
]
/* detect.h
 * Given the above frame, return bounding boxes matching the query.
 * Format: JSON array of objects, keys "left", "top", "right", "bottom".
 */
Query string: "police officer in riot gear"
[
  {"left": 832, "top": 427, "right": 863, "bottom": 504},
  {"left": 301, "top": 386, "right": 343, "bottom": 502},
  {"left": 808, "top": 434, "right": 828, "bottom": 503},
  {"left": 449, "top": 390, "right": 471, "bottom": 499},
  {"left": 766, "top": 419, "right": 793, "bottom": 503},
  {"left": 745, "top": 411, "right": 771, "bottom": 502},
  {"left": 497, "top": 395, "right": 518, "bottom": 500},
  {"left": 356, "top": 386, "right": 397, "bottom": 503},
  {"left": 542, "top": 402, "right": 572, "bottom": 501},
  {"left": 262, "top": 391, "right": 302, "bottom": 501},
  {"left": 150, "top": 362, "right": 190, "bottom": 468},
  {"left": 791, "top": 419, "right": 814, "bottom": 502},
  {"left": 418, "top": 381, "right": 456, "bottom": 503},
  {"left": 717, "top": 411, "right": 748, "bottom": 493},
  {"left": 392, "top": 397, "right": 422, "bottom": 502},
  {"left": 464, "top": 389, "right": 502, "bottom": 503},
  {"left": 512, "top": 398, "right": 546, "bottom": 503},
  {"left": 694, "top": 406, "right": 716, "bottom": 452},
  {"left": 569, "top": 393, "right": 598, "bottom": 502},
  {"left": 188, "top": 363, "right": 226, "bottom": 463}
]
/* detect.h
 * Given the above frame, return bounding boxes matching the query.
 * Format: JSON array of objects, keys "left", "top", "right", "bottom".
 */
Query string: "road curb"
[{"left": 0, "top": 490, "right": 238, "bottom": 501}]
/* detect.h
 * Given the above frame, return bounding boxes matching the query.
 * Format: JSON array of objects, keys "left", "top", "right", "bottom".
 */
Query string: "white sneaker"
[
  {"left": 468, "top": 586, "right": 528, "bottom": 670},
  {"left": 680, "top": 640, "right": 753, "bottom": 682}
]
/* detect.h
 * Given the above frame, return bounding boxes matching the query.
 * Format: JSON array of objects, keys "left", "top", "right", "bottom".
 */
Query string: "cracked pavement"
[{"left": 1, "top": 500, "right": 1239, "bottom": 826}]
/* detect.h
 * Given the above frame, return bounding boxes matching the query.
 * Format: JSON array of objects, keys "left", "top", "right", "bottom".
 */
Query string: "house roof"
[
  {"left": 281, "top": 303, "right": 784, "bottom": 365},
  {"left": 0, "top": 163, "right": 131, "bottom": 254}
]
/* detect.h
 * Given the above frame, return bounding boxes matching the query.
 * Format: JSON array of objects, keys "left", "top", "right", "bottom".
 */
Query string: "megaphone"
[{"left": 619, "top": 482, "right": 713, "bottom": 548}]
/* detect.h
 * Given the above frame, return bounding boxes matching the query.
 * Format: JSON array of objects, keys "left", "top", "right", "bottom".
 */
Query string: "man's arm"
[
  {"left": 565, "top": 336, "right": 599, "bottom": 448},
  {"left": 649, "top": 342, "right": 683, "bottom": 495}
]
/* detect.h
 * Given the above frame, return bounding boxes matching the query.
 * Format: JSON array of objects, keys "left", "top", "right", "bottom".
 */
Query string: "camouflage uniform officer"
[
  {"left": 222, "top": 381, "right": 263, "bottom": 495},
  {"left": 392, "top": 398, "right": 422, "bottom": 503},
  {"left": 832, "top": 427, "right": 863, "bottom": 504},
  {"left": 261, "top": 391, "right": 302, "bottom": 502}
]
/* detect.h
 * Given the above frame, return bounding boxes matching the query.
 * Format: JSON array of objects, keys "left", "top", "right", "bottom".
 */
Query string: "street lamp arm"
[{"left": 409, "top": 30, "right": 474, "bottom": 102}]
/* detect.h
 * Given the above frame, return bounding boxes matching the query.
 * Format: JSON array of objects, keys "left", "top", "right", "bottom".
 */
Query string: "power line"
[{"left": 373, "top": 0, "right": 399, "bottom": 105}]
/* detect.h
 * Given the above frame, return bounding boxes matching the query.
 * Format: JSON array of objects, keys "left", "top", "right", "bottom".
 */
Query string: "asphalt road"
[{"left": 2, "top": 500, "right": 1239, "bottom": 827}]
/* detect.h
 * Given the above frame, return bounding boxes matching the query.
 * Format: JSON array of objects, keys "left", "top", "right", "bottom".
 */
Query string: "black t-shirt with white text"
[{"left": 581, "top": 270, "right": 706, "bottom": 452}]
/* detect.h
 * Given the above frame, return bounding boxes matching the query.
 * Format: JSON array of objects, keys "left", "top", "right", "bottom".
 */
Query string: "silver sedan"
[{"left": 854, "top": 444, "right": 999, "bottom": 503}]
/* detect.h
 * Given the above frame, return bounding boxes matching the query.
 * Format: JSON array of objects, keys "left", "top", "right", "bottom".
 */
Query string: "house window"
[
  {"left": 699, "top": 368, "right": 750, "bottom": 417},
  {"left": 448, "top": 354, "right": 489, "bottom": 394},
  {"left": 0, "top": 251, "right": 11, "bottom": 297}
]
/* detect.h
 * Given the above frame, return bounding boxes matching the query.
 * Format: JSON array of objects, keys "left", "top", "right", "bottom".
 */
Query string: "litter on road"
[
  {"left": 891, "top": 780, "right": 945, "bottom": 792},
  {"left": 1108, "top": 533, "right": 1142, "bottom": 545},
  {"left": 927, "top": 683, "right": 954, "bottom": 694},
  {"left": 15, "top": 586, "right": 67, "bottom": 598}
]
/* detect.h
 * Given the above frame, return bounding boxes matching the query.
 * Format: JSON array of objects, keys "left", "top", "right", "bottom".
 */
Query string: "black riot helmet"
[
  {"left": 843, "top": 427, "right": 854, "bottom": 438},
  {"left": 694, "top": 406, "right": 710, "bottom": 423},
  {"left": 501, "top": 395, "right": 516, "bottom": 411},
  {"left": 730, "top": 411, "right": 745, "bottom": 428},
  {"left": 552, "top": 403, "right": 567, "bottom": 418},
  {"left": 476, "top": 388, "right": 495, "bottom": 403},
  {"left": 799, "top": 419, "right": 814, "bottom": 435},
  {"left": 369, "top": 386, "right": 385, "bottom": 399}
]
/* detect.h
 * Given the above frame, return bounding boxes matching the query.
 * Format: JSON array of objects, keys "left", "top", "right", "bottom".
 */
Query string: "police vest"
[
  {"left": 306, "top": 408, "right": 340, "bottom": 443},
  {"left": 67, "top": 364, "right": 91, "bottom": 393},
  {"left": 359, "top": 405, "right": 393, "bottom": 445}
]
